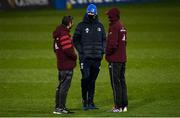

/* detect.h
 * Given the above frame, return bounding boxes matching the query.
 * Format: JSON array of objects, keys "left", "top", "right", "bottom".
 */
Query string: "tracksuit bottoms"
[
  {"left": 55, "top": 70, "right": 73, "bottom": 109},
  {"left": 80, "top": 58, "right": 101, "bottom": 104},
  {"left": 109, "top": 62, "right": 128, "bottom": 108}
]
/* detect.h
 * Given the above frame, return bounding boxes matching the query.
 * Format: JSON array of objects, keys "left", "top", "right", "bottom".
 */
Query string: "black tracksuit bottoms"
[
  {"left": 55, "top": 70, "right": 73, "bottom": 109},
  {"left": 80, "top": 58, "right": 101, "bottom": 104},
  {"left": 109, "top": 62, "right": 128, "bottom": 108}
]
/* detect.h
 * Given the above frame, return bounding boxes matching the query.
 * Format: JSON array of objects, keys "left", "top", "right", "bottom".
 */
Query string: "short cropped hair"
[{"left": 61, "top": 16, "right": 73, "bottom": 26}]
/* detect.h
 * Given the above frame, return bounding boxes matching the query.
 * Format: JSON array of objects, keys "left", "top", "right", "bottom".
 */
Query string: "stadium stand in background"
[{"left": 0, "top": 0, "right": 157, "bottom": 10}]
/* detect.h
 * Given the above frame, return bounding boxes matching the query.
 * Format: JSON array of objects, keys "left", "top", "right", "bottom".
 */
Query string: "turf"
[{"left": 0, "top": 1, "right": 180, "bottom": 117}]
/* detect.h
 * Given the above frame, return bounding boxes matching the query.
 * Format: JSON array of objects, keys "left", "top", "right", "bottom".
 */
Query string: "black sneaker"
[
  {"left": 82, "top": 100, "right": 88, "bottom": 110},
  {"left": 83, "top": 104, "right": 88, "bottom": 110},
  {"left": 88, "top": 103, "right": 98, "bottom": 109}
]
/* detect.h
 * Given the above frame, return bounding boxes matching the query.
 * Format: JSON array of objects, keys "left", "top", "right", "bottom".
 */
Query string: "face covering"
[
  {"left": 108, "top": 15, "right": 119, "bottom": 23},
  {"left": 88, "top": 15, "right": 96, "bottom": 21}
]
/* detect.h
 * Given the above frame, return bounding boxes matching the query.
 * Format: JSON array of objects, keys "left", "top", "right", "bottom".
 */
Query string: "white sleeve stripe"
[{"left": 120, "top": 29, "right": 126, "bottom": 32}]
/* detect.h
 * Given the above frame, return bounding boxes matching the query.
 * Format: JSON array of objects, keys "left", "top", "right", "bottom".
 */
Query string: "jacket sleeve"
[
  {"left": 73, "top": 23, "right": 83, "bottom": 55},
  {"left": 106, "top": 27, "right": 119, "bottom": 55},
  {"left": 60, "top": 35, "right": 77, "bottom": 61},
  {"left": 52, "top": 28, "right": 59, "bottom": 53}
]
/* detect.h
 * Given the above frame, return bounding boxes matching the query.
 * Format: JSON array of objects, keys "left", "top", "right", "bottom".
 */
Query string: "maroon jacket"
[
  {"left": 53, "top": 25, "right": 77, "bottom": 70},
  {"left": 105, "top": 8, "right": 127, "bottom": 63}
]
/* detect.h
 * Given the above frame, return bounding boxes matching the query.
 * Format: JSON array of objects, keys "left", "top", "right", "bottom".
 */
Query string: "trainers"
[
  {"left": 53, "top": 108, "right": 73, "bottom": 114},
  {"left": 53, "top": 108, "right": 62, "bottom": 114},
  {"left": 82, "top": 100, "right": 88, "bottom": 110},
  {"left": 82, "top": 104, "right": 88, "bottom": 110},
  {"left": 83, "top": 106, "right": 88, "bottom": 110},
  {"left": 88, "top": 103, "right": 98, "bottom": 109},
  {"left": 111, "top": 107, "right": 122, "bottom": 113},
  {"left": 123, "top": 106, "right": 128, "bottom": 112},
  {"left": 61, "top": 108, "right": 70, "bottom": 114}
]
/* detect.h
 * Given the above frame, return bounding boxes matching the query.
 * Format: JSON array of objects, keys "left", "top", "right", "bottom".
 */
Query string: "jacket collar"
[
  {"left": 83, "top": 14, "right": 99, "bottom": 24},
  {"left": 61, "top": 24, "right": 70, "bottom": 32}
]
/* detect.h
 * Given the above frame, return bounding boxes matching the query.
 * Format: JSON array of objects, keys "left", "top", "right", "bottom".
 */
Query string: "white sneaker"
[
  {"left": 112, "top": 107, "right": 122, "bottom": 113},
  {"left": 53, "top": 111, "right": 62, "bottom": 114},
  {"left": 123, "top": 107, "right": 128, "bottom": 112}
]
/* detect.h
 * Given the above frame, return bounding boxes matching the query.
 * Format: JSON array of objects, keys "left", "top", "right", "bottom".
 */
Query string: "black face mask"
[
  {"left": 88, "top": 15, "right": 96, "bottom": 21},
  {"left": 108, "top": 15, "right": 120, "bottom": 23}
]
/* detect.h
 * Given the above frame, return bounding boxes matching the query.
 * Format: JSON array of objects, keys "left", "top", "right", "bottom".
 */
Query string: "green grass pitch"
[{"left": 0, "top": 1, "right": 180, "bottom": 117}]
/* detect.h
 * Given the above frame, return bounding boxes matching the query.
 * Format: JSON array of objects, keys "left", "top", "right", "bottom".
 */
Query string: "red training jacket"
[
  {"left": 53, "top": 25, "right": 77, "bottom": 70},
  {"left": 105, "top": 21, "right": 127, "bottom": 63}
]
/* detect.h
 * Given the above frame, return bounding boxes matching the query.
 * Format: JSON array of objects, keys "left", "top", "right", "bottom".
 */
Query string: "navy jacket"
[{"left": 73, "top": 14, "right": 106, "bottom": 61}]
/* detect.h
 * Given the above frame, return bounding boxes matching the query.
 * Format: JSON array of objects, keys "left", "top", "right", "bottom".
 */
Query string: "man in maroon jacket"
[
  {"left": 105, "top": 8, "right": 128, "bottom": 112},
  {"left": 52, "top": 16, "right": 77, "bottom": 114}
]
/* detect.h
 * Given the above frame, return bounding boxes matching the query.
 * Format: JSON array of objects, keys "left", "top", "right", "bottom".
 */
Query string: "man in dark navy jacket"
[
  {"left": 105, "top": 8, "right": 128, "bottom": 113},
  {"left": 73, "top": 4, "right": 106, "bottom": 110}
]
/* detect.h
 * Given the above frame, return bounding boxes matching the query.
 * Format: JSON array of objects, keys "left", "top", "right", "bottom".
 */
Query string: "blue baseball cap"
[{"left": 86, "top": 4, "right": 97, "bottom": 15}]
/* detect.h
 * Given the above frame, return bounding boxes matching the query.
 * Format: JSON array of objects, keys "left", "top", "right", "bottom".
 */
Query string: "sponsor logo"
[
  {"left": 69, "top": 0, "right": 132, "bottom": 5},
  {"left": 97, "top": 27, "right": 101, "bottom": 32},
  {"left": 7, "top": 0, "right": 49, "bottom": 8},
  {"left": 80, "top": 63, "right": 84, "bottom": 69},
  {"left": 8, "top": 0, "right": 16, "bottom": 8},
  {"left": 69, "top": 0, "right": 114, "bottom": 5},
  {"left": 85, "top": 28, "right": 89, "bottom": 33}
]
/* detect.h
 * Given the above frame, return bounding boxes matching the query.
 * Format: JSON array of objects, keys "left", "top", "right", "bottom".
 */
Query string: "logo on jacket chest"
[
  {"left": 97, "top": 27, "right": 101, "bottom": 32},
  {"left": 85, "top": 27, "right": 101, "bottom": 33},
  {"left": 85, "top": 28, "right": 89, "bottom": 33}
]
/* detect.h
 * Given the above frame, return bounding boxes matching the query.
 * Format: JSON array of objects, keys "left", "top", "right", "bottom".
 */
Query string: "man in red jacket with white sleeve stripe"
[
  {"left": 105, "top": 8, "right": 128, "bottom": 113},
  {"left": 52, "top": 16, "right": 77, "bottom": 114}
]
